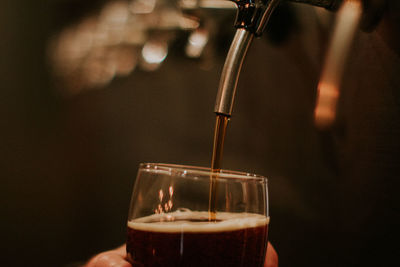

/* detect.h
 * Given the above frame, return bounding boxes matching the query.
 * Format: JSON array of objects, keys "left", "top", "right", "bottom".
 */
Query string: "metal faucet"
[
  {"left": 214, "top": 0, "right": 385, "bottom": 123},
  {"left": 214, "top": 0, "right": 343, "bottom": 117}
]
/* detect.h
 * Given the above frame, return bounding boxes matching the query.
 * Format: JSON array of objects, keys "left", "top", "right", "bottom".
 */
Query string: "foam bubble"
[{"left": 127, "top": 211, "right": 269, "bottom": 233}]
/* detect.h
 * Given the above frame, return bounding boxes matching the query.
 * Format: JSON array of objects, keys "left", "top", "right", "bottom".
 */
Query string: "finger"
[
  {"left": 265, "top": 242, "right": 279, "bottom": 267},
  {"left": 85, "top": 245, "right": 131, "bottom": 267}
]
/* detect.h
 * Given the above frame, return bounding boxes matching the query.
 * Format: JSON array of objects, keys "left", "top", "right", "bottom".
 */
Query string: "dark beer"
[{"left": 126, "top": 211, "right": 269, "bottom": 267}]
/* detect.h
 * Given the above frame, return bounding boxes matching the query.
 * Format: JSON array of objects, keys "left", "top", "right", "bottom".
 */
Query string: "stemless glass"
[{"left": 126, "top": 163, "right": 269, "bottom": 267}]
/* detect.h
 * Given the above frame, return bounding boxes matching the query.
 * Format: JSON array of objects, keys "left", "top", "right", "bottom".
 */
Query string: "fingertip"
[
  {"left": 265, "top": 242, "right": 279, "bottom": 267},
  {"left": 86, "top": 251, "right": 132, "bottom": 267}
]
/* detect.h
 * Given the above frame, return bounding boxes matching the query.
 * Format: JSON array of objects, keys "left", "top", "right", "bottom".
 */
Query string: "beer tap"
[
  {"left": 214, "top": 0, "right": 342, "bottom": 117},
  {"left": 214, "top": 0, "right": 386, "bottom": 122}
]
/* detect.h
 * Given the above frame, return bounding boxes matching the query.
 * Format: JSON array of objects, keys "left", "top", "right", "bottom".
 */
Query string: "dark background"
[{"left": 1, "top": 1, "right": 399, "bottom": 266}]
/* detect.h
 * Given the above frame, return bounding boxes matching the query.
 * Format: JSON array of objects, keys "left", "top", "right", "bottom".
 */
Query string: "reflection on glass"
[{"left": 154, "top": 185, "right": 174, "bottom": 214}]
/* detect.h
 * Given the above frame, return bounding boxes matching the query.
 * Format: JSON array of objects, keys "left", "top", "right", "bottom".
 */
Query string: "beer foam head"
[{"left": 127, "top": 211, "right": 269, "bottom": 233}]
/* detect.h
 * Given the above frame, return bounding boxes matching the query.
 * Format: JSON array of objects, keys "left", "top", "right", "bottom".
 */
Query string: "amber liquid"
[
  {"left": 126, "top": 212, "right": 269, "bottom": 267},
  {"left": 208, "top": 114, "right": 230, "bottom": 221}
]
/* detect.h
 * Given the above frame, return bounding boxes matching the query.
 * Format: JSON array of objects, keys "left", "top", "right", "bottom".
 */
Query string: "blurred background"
[{"left": 1, "top": 0, "right": 399, "bottom": 266}]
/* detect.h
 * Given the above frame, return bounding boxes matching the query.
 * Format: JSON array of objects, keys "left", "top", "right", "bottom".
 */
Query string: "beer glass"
[{"left": 126, "top": 163, "right": 269, "bottom": 267}]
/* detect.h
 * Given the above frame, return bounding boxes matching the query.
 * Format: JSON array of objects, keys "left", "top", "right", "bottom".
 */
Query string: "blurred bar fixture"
[
  {"left": 314, "top": 0, "right": 362, "bottom": 128},
  {"left": 49, "top": 0, "right": 235, "bottom": 96},
  {"left": 49, "top": 0, "right": 366, "bottom": 103},
  {"left": 179, "top": 0, "right": 236, "bottom": 9},
  {"left": 141, "top": 40, "right": 169, "bottom": 71},
  {"left": 185, "top": 29, "right": 209, "bottom": 58}
]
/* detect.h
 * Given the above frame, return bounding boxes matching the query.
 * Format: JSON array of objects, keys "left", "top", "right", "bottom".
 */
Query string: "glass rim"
[{"left": 139, "top": 163, "right": 268, "bottom": 182}]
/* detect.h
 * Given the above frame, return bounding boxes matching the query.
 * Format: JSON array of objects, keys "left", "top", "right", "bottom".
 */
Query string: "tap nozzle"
[{"left": 214, "top": 0, "right": 281, "bottom": 116}]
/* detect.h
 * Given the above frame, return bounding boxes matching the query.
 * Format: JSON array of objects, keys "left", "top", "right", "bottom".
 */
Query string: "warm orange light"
[{"left": 314, "top": 82, "right": 339, "bottom": 129}]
